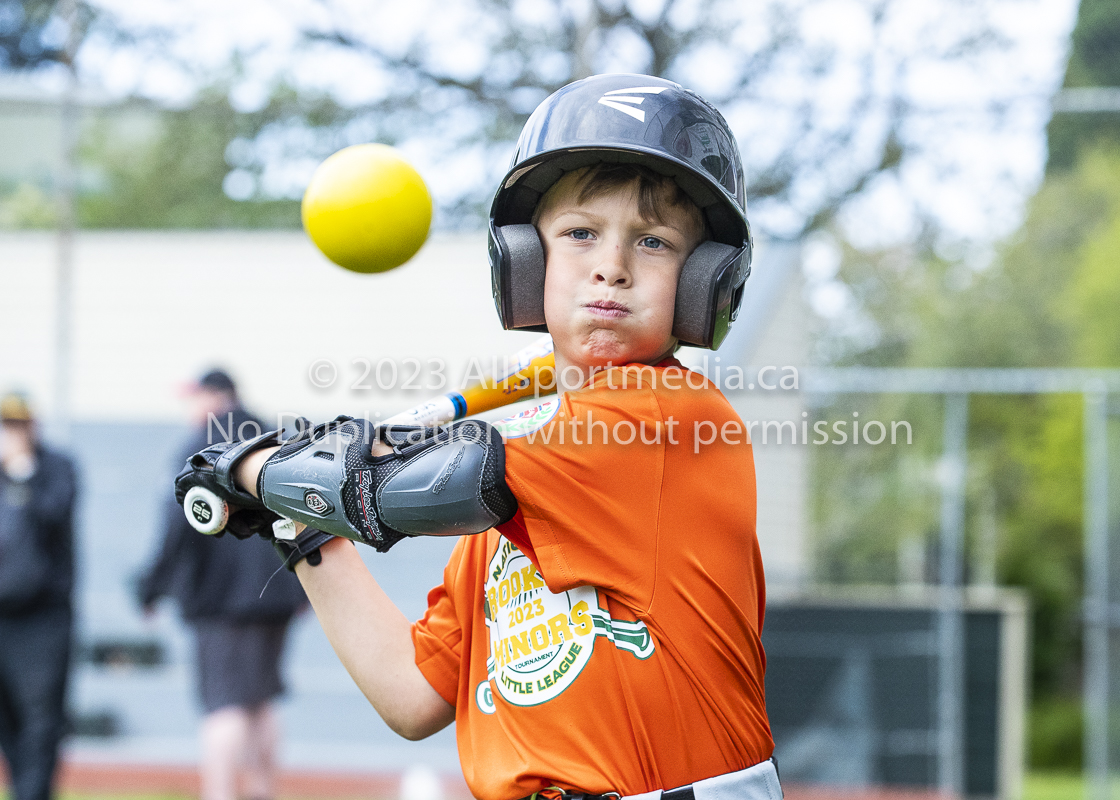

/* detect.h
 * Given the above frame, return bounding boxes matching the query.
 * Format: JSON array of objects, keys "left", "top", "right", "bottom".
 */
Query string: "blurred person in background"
[
  {"left": 137, "top": 370, "right": 306, "bottom": 800},
  {"left": 0, "top": 393, "right": 78, "bottom": 800}
]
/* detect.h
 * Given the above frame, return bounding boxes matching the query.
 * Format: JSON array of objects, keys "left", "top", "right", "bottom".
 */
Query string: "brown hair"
[{"left": 533, "top": 163, "right": 709, "bottom": 241}]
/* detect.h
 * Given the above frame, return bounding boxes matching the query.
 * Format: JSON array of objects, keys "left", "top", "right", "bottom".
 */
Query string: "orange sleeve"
[
  {"left": 502, "top": 372, "right": 669, "bottom": 611},
  {"left": 411, "top": 540, "right": 467, "bottom": 707}
]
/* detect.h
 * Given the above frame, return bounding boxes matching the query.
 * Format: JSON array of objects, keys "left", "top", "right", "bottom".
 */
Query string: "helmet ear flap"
[
  {"left": 489, "top": 223, "right": 547, "bottom": 331},
  {"left": 491, "top": 222, "right": 751, "bottom": 349},
  {"left": 672, "top": 242, "right": 750, "bottom": 350}
]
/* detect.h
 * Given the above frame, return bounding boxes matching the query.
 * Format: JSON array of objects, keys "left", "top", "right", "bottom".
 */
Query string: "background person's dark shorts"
[{"left": 193, "top": 620, "right": 290, "bottom": 713}]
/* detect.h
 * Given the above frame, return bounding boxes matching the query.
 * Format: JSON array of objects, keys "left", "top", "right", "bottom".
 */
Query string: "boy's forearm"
[
  {"left": 294, "top": 537, "right": 455, "bottom": 739},
  {"left": 235, "top": 446, "right": 279, "bottom": 499},
  {"left": 229, "top": 440, "right": 453, "bottom": 734}
]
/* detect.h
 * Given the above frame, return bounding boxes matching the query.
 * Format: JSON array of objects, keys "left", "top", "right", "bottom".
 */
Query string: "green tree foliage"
[
  {"left": 203, "top": 0, "right": 1015, "bottom": 233},
  {"left": 0, "top": 182, "right": 57, "bottom": 227},
  {"left": 75, "top": 91, "right": 341, "bottom": 228},
  {"left": 812, "top": 150, "right": 1120, "bottom": 713},
  {"left": 299, "top": 0, "right": 922, "bottom": 231},
  {"left": 1046, "top": 0, "right": 1120, "bottom": 172},
  {"left": 0, "top": 0, "right": 67, "bottom": 70},
  {"left": 1030, "top": 699, "right": 1085, "bottom": 771},
  {"left": 1060, "top": 192, "right": 1120, "bottom": 365},
  {"left": 2, "top": 0, "right": 1029, "bottom": 233}
]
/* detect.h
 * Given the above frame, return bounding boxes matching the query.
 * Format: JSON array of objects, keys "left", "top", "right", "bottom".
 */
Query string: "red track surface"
[
  {"left": 8, "top": 761, "right": 473, "bottom": 800},
  {"left": 3, "top": 762, "right": 952, "bottom": 800}
]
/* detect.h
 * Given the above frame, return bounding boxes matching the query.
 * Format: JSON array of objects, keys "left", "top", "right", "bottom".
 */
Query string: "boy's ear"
[{"left": 489, "top": 223, "right": 547, "bottom": 331}]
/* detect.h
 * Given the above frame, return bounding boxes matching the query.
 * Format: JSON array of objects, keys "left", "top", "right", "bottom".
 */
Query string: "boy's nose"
[{"left": 592, "top": 245, "right": 632, "bottom": 287}]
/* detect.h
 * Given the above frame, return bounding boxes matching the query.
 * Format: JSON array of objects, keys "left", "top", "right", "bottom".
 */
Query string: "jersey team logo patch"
[
  {"left": 478, "top": 538, "right": 654, "bottom": 711},
  {"left": 475, "top": 681, "right": 496, "bottom": 715}
]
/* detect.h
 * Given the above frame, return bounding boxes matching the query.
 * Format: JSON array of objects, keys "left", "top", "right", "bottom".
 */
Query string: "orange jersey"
[{"left": 412, "top": 360, "right": 773, "bottom": 800}]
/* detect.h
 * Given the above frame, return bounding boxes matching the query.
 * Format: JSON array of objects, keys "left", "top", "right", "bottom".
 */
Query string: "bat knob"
[{"left": 183, "top": 486, "right": 229, "bottom": 534}]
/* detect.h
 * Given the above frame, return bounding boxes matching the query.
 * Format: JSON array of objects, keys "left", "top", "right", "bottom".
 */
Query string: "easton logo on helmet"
[
  {"left": 304, "top": 490, "right": 333, "bottom": 516},
  {"left": 596, "top": 86, "right": 667, "bottom": 122}
]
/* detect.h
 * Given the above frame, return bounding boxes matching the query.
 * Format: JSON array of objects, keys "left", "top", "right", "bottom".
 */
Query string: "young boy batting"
[{"left": 175, "top": 73, "right": 780, "bottom": 800}]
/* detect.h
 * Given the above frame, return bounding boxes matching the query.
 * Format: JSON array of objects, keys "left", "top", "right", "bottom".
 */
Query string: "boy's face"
[{"left": 537, "top": 176, "right": 702, "bottom": 371}]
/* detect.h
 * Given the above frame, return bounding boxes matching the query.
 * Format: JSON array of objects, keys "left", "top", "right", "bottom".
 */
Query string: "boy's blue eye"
[
  {"left": 641, "top": 237, "right": 663, "bottom": 249},
  {"left": 570, "top": 229, "right": 591, "bottom": 240}
]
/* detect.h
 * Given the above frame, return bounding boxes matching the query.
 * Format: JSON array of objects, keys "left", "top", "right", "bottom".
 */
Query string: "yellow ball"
[{"left": 301, "top": 144, "right": 432, "bottom": 274}]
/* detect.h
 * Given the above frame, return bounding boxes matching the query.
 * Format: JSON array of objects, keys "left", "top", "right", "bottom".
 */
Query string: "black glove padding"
[
  {"left": 174, "top": 431, "right": 286, "bottom": 539},
  {"left": 175, "top": 423, "right": 340, "bottom": 570}
]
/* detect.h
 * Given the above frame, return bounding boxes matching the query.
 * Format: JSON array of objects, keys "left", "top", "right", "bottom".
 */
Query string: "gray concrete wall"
[{"left": 1, "top": 231, "right": 540, "bottom": 421}]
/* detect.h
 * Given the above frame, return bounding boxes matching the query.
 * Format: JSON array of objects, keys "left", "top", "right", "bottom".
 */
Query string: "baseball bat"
[{"left": 182, "top": 335, "right": 557, "bottom": 536}]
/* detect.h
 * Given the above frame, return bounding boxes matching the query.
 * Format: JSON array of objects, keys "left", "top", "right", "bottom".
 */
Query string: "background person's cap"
[
  {"left": 0, "top": 393, "right": 33, "bottom": 422},
  {"left": 195, "top": 369, "right": 237, "bottom": 394}
]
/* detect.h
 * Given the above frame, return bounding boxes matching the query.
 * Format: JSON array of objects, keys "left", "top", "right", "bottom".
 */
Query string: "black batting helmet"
[{"left": 487, "top": 73, "right": 752, "bottom": 350}]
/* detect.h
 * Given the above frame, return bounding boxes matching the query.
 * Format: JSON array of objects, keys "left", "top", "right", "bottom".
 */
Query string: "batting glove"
[{"left": 174, "top": 423, "right": 304, "bottom": 540}]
